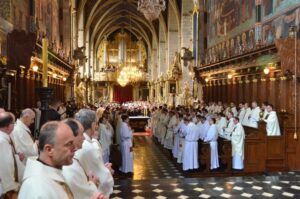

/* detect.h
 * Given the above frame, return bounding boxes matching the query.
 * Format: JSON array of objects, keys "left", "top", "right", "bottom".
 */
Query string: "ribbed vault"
[{"left": 75, "top": 0, "right": 181, "bottom": 79}]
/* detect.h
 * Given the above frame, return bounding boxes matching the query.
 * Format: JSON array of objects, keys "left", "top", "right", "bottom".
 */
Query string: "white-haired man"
[{"left": 11, "top": 108, "right": 38, "bottom": 164}]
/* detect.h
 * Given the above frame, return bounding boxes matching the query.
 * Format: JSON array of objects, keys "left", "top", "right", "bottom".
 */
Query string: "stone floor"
[{"left": 112, "top": 136, "right": 300, "bottom": 198}]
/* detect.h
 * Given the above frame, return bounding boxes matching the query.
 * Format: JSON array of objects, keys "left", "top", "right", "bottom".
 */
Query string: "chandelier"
[
  {"left": 137, "top": 0, "right": 166, "bottom": 21},
  {"left": 117, "top": 16, "right": 146, "bottom": 87},
  {"left": 117, "top": 65, "right": 145, "bottom": 87}
]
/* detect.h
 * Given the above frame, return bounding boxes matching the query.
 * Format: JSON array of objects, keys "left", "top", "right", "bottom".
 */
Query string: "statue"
[
  {"left": 182, "top": 82, "right": 192, "bottom": 106},
  {"left": 75, "top": 81, "right": 86, "bottom": 103}
]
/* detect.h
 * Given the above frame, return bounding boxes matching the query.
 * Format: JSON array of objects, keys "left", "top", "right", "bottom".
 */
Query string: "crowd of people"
[
  {"left": 0, "top": 99, "right": 281, "bottom": 198},
  {"left": 151, "top": 101, "right": 281, "bottom": 172},
  {"left": 0, "top": 100, "right": 137, "bottom": 199}
]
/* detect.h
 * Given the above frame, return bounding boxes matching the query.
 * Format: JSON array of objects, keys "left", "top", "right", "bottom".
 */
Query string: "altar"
[{"left": 129, "top": 116, "right": 150, "bottom": 132}]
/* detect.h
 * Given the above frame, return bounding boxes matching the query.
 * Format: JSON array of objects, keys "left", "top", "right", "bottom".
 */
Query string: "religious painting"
[
  {"left": 263, "top": 0, "right": 300, "bottom": 18},
  {"left": 262, "top": 6, "right": 300, "bottom": 44},
  {"left": 207, "top": 0, "right": 255, "bottom": 47},
  {"left": 263, "top": 0, "right": 273, "bottom": 16}
]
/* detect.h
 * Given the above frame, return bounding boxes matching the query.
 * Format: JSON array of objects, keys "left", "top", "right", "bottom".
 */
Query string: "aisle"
[
  {"left": 131, "top": 136, "right": 184, "bottom": 180},
  {"left": 111, "top": 137, "right": 300, "bottom": 198}
]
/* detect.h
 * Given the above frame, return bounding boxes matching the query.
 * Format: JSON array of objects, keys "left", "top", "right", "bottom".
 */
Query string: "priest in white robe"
[
  {"left": 230, "top": 103, "right": 238, "bottom": 117},
  {"left": 19, "top": 121, "right": 77, "bottom": 199},
  {"left": 224, "top": 112, "right": 235, "bottom": 138},
  {"left": 0, "top": 112, "right": 24, "bottom": 198},
  {"left": 242, "top": 103, "right": 251, "bottom": 126},
  {"left": 164, "top": 111, "right": 177, "bottom": 150},
  {"left": 204, "top": 118, "right": 219, "bottom": 170},
  {"left": 172, "top": 113, "right": 182, "bottom": 158},
  {"left": 63, "top": 119, "right": 103, "bottom": 199},
  {"left": 230, "top": 117, "right": 245, "bottom": 170},
  {"left": 247, "top": 101, "right": 261, "bottom": 128},
  {"left": 216, "top": 113, "right": 227, "bottom": 137},
  {"left": 119, "top": 115, "right": 134, "bottom": 173},
  {"left": 182, "top": 116, "right": 201, "bottom": 171},
  {"left": 75, "top": 109, "right": 114, "bottom": 198},
  {"left": 160, "top": 109, "right": 170, "bottom": 144},
  {"left": 264, "top": 104, "right": 281, "bottom": 136},
  {"left": 11, "top": 108, "right": 38, "bottom": 164},
  {"left": 115, "top": 112, "right": 122, "bottom": 147},
  {"left": 177, "top": 117, "right": 188, "bottom": 164},
  {"left": 238, "top": 103, "right": 246, "bottom": 123},
  {"left": 98, "top": 117, "right": 113, "bottom": 163},
  {"left": 261, "top": 101, "right": 269, "bottom": 120}
]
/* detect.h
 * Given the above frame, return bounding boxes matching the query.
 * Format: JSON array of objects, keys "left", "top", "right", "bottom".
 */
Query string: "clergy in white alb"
[
  {"left": 164, "top": 111, "right": 177, "bottom": 150},
  {"left": 98, "top": 116, "right": 112, "bottom": 163},
  {"left": 75, "top": 109, "right": 114, "bottom": 197},
  {"left": 238, "top": 103, "right": 246, "bottom": 123},
  {"left": 18, "top": 121, "right": 76, "bottom": 199},
  {"left": 177, "top": 119, "right": 188, "bottom": 164},
  {"left": 62, "top": 119, "right": 102, "bottom": 199},
  {"left": 224, "top": 112, "right": 235, "bottom": 138},
  {"left": 247, "top": 102, "right": 261, "bottom": 128},
  {"left": 242, "top": 103, "right": 251, "bottom": 126},
  {"left": 264, "top": 104, "right": 281, "bottom": 136},
  {"left": 230, "top": 117, "right": 245, "bottom": 170},
  {"left": 0, "top": 112, "right": 24, "bottom": 197},
  {"left": 160, "top": 109, "right": 170, "bottom": 144},
  {"left": 172, "top": 114, "right": 182, "bottom": 158},
  {"left": 216, "top": 113, "right": 227, "bottom": 137},
  {"left": 119, "top": 115, "right": 134, "bottom": 173},
  {"left": 182, "top": 117, "right": 201, "bottom": 171},
  {"left": 204, "top": 118, "right": 219, "bottom": 170},
  {"left": 11, "top": 109, "right": 38, "bottom": 164}
]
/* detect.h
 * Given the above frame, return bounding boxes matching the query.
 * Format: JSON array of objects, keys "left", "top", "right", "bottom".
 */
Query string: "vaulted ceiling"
[{"left": 76, "top": 0, "right": 181, "bottom": 53}]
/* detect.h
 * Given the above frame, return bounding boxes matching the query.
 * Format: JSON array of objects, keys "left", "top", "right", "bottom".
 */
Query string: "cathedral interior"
[{"left": 1, "top": 0, "right": 300, "bottom": 198}]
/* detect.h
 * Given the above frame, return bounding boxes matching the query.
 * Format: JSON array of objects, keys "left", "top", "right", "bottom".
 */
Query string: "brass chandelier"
[{"left": 137, "top": 0, "right": 166, "bottom": 21}]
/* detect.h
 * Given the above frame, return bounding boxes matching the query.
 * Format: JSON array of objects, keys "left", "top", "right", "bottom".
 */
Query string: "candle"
[{"left": 42, "top": 38, "right": 48, "bottom": 87}]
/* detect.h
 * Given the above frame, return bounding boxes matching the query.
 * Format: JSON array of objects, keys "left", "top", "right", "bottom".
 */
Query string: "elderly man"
[
  {"left": 0, "top": 112, "right": 24, "bottom": 198},
  {"left": 11, "top": 108, "right": 38, "bottom": 164},
  {"left": 63, "top": 119, "right": 106, "bottom": 199},
  {"left": 75, "top": 109, "right": 114, "bottom": 198},
  {"left": 18, "top": 121, "right": 76, "bottom": 198}
]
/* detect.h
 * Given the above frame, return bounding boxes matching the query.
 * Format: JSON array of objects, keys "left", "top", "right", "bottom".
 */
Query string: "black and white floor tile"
[{"left": 112, "top": 136, "right": 300, "bottom": 198}]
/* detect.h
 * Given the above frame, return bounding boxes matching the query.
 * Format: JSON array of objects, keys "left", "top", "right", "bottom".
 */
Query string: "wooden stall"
[{"left": 196, "top": 39, "right": 300, "bottom": 171}]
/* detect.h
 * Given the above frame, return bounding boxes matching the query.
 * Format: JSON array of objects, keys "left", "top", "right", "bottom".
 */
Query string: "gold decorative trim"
[
  {"left": 261, "top": 78, "right": 266, "bottom": 82},
  {"left": 280, "top": 76, "right": 287, "bottom": 81},
  {"left": 270, "top": 77, "right": 276, "bottom": 81},
  {"left": 252, "top": 79, "right": 258, "bottom": 83},
  {"left": 238, "top": 80, "right": 243, "bottom": 84},
  {"left": 245, "top": 80, "right": 250, "bottom": 84}
]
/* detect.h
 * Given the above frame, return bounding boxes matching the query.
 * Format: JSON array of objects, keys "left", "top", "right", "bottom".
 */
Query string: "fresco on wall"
[
  {"left": 262, "top": 7, "right": 300, "bottom": 44},
  {"left": 263, "top": 0, "right": 300, "bottom": 19},
  {"left": 207, "top": 0, "right": 255, "bottom": 47}
]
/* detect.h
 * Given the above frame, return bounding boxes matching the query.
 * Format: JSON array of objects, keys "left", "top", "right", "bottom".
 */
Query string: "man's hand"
[
  {"left": 90, "top": 192, "right": 107, "bottom": 199},
  {"left": 88, "top": 172, "right": 100, "bottom": 187},
  {"left": 105, "top": 162, "right": 115, "bottom": 175},
  {"left": 17, "top": 152, "right": 25, "bottom": 161}
]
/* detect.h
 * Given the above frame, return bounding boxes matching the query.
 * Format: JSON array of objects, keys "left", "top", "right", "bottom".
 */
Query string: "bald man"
[
  {"left": 18, "top": 121, "right": 76, "bottom": 199},
  {"left": 0, "top": 112, "right": 24, "bottom": 198},
  {"left": 11, "top": 108, "right": 38, "bottom": 164}
]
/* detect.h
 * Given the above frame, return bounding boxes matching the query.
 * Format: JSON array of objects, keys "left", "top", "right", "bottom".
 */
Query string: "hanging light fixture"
[
  {"left": 117, "top": 16, "right": 146, "bottom": 87},
  {"left": 137, "top": 0, "right": 166, "bottom": 21}
]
